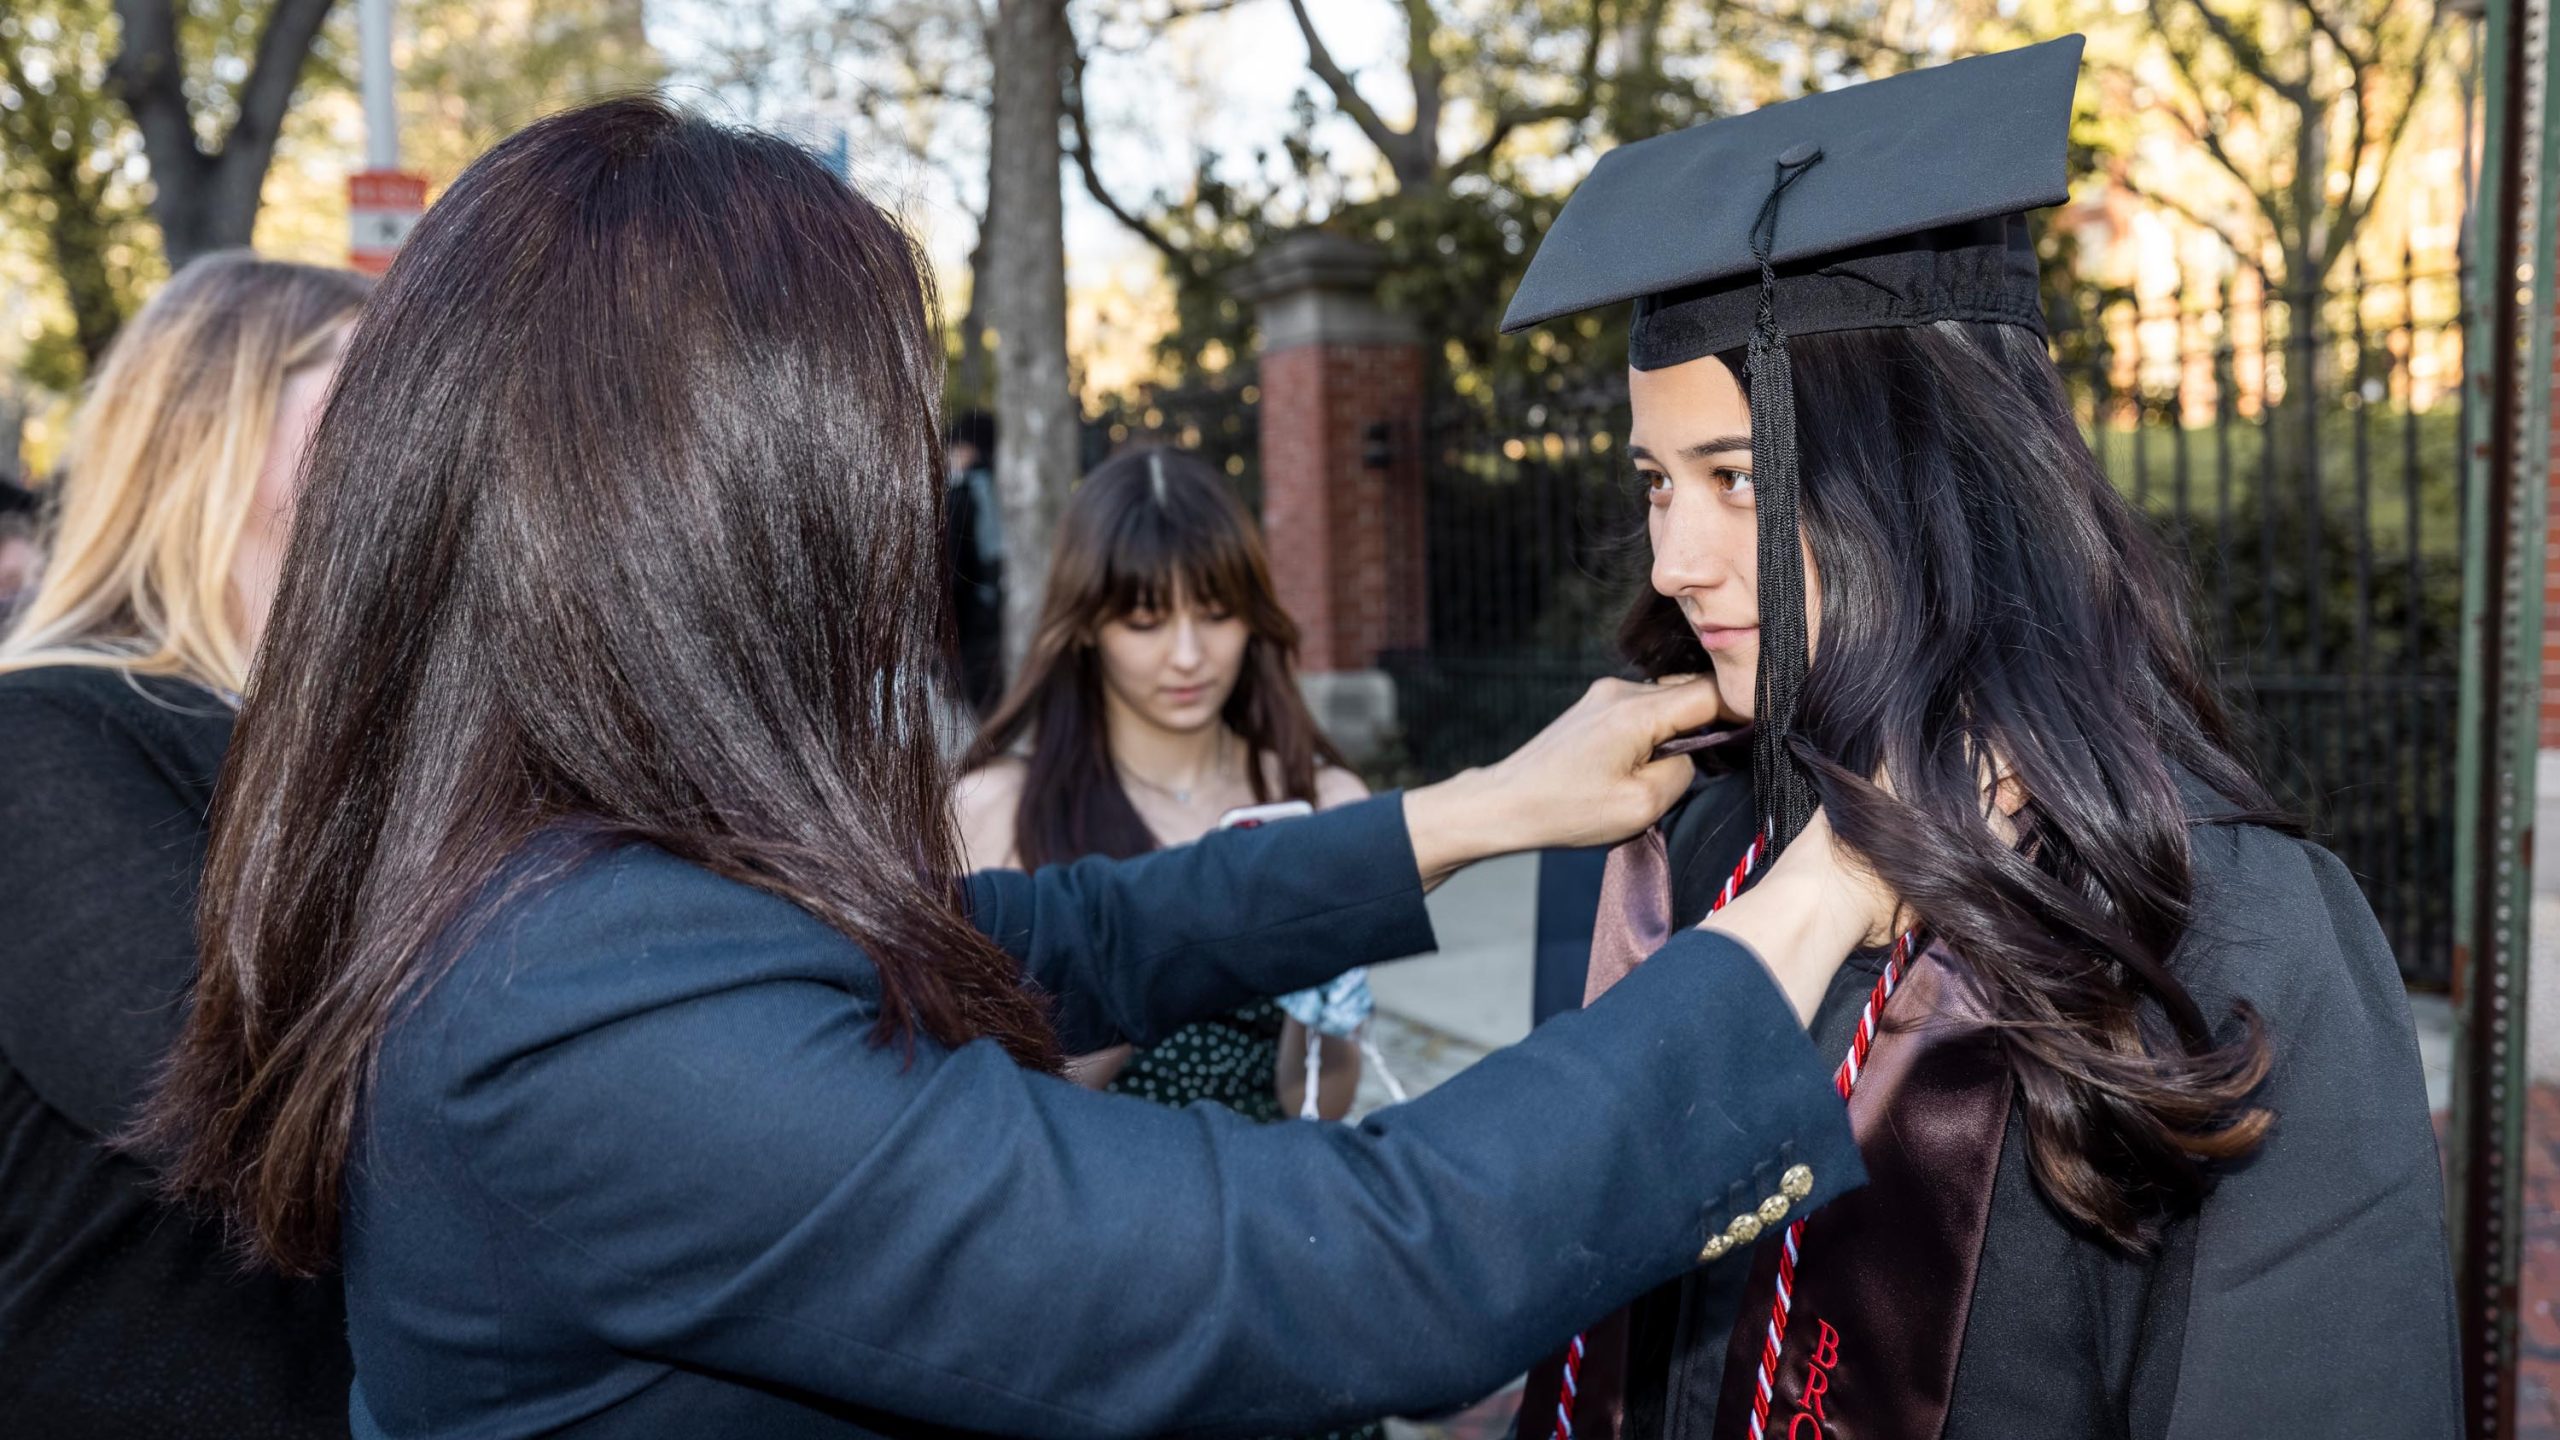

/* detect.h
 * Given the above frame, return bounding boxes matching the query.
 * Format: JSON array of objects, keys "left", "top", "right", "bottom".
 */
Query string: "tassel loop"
[{"left": 1743, "top": 148, "right": 1823, "bottom": 856}]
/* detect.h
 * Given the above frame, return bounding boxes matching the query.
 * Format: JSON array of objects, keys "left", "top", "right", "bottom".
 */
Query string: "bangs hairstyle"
[
  {"left": 964, "top": 447, "right": 1346, "bottom": 868},
  {"left": 1622, "top": 320, "right": 2279, "bottom": 1251},
  {"left": 140, "top": 97, "right": 1062, "bottom": 1277},
  {"left": 1084, "top": 452, "right": 1263, "bottom": 623},
  {"left": 0, "top": 253, "right": 369, "bottom": 692}
]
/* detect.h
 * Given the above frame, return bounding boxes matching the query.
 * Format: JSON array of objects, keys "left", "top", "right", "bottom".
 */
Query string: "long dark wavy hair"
[
  {"left": 962, "top": 447, "right": 1346, "bottom": 868},
  {"left": 138, "top": 97, "right": 1062, "bottom": 1277},
  {"left": 1623, "top": 320, "right": 2279, "bottom": 1250}
]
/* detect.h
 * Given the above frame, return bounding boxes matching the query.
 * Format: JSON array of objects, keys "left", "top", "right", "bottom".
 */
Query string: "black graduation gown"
[{"left": 1615, "top": 771, "right": 2462, "bottom": 1440}]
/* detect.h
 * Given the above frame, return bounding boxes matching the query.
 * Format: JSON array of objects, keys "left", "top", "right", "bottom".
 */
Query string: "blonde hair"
[{"left": 0, "top": 252, "right": 369, "bottom": 693}]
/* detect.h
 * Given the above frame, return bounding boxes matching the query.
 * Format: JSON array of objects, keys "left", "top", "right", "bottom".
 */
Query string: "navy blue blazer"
[{"left": 344, "top": 795, "right": 1863, "bottom": 1438}]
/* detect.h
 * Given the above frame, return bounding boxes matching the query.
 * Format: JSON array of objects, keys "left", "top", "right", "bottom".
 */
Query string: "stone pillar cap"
[
  {"left": 1232, "top": 230, "right": 1390, "bottom": 303},
  {"left": 1235, "top": 230, "right": 1417, "bottom": 349}
]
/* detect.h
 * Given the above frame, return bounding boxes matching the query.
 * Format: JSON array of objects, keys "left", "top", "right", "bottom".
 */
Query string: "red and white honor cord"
[
  {"left": 1547, "top": 831, "right": 1914, "bottom": 1440},
  {"left": 1549, "top": 833, "right": 1762, "bottom": 1440},
  {"left": 1743, "top": 932, "right": 1909, "bottom": 1440}
]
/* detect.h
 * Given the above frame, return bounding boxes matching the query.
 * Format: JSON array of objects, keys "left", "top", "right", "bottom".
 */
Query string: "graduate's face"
[
  {"left": 1091, "top": 584, "right": 1250, "bottom": 736},
  {"left": 1628, "top": 355, "right": 1822, "bottom": 723}
]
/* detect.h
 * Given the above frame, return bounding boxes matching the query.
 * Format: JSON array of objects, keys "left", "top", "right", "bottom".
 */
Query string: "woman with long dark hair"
[
  {"left": 139, "top": 98, "right": 1910, "bottom": 1438},
  {"left": 1501, "top": 39, "right": 2455, "bottom": 1438},
  {"left": 960, "top": 447, "right": 1367, "bottom": 1120}
]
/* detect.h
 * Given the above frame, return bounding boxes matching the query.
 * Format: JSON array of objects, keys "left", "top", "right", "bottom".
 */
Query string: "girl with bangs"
[{"left": 960, "top": 447, "right": 1369, "bottom": 1124}]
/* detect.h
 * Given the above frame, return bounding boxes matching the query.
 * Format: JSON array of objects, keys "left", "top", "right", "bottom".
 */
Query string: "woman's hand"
[
  {"left": 1701, "top": 808, "right": 1901, "bottom": 1026},
  {"left": 1403, "top": 676, "right": 1726, "bottom": 886}
]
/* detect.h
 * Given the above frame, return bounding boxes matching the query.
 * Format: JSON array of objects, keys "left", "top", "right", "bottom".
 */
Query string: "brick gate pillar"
[{"left": 1235, "top": 232, "right": 1428, "bottom": 762}]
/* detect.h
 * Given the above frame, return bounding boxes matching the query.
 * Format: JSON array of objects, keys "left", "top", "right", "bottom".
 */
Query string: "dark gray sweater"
[{"left": 0, "top": 663, "right": 352, "bottom": 1438}]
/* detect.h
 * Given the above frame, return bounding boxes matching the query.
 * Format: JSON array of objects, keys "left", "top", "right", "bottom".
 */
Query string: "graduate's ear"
[
  {"left": 1992, "top": 769, "right": 2028, "bottom": 818},
  {"left": 1958, "top": 740, "right": 2028, "bottom": 845}
]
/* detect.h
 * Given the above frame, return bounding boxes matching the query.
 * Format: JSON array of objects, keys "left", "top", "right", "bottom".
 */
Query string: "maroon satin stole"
[{"left": 1520, "top": 832, "right": 2013, "bottom": 1440}]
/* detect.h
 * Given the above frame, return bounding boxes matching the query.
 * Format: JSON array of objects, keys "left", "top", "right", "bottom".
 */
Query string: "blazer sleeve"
[
  {"left": 962, "top": 793, "right": 1439, "bottom": 1053},
  {"left": 424, "top": 881, "right": 1865, "bottom": 1438},
  {"left": 0, "top": 685, "right": 213, "bottom": 1138},
  {"left": 2151, "top": 829, "right": 2461, "bottom": 1440}
]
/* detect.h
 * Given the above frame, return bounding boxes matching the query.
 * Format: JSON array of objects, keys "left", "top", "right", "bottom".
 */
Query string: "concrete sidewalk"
[{"left": 1351, "top": 853, "right": 1537, "bottom": 1116}]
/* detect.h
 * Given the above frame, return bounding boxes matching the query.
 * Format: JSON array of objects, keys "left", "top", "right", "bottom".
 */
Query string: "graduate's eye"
[
  {"left": 1637, "top": 469, "right": 1673, "bottom": 504},
  {"left": 1714, "top": 467, "right": 1756, "bottom": 499},
  {"left": 1196, "top": 605, "right": 1235, "bottom": 625},
  {"left": 1119, "top": 609, "right": 1165, "bottom": 632}
]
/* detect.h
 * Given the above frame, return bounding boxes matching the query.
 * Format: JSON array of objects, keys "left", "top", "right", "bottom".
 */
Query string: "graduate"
[{"left": 1499, "top": 37, "right": 2460, "bottom": 1440}]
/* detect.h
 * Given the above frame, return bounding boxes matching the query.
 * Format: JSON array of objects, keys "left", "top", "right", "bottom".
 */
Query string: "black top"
[
  {"left": 1617, "top": 769, "right": 2462, "bottom": 1439},
  {"left": 0, "top": 664, "right": 353, "bottom": 1439}
]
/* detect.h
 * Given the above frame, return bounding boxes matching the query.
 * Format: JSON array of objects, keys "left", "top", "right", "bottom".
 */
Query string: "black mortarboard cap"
[{"left": 1500, "top": 36, "right": 2084, "bottom": 856}]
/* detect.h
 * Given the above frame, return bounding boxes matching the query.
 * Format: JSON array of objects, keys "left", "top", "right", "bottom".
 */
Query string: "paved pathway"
[{"left": 1351, "top": 853, "right": 1536, "bottom": 1115}]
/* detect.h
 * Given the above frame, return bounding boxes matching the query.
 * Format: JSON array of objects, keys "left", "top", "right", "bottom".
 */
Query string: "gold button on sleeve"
[
  {"left": 1725, "top": 1213, "right": 1763, "bottom": 1244},
  {"left": 1780, "top": 1164, "right": 1814, "bottom": 1200},
  {"left": 1757, "top": 1194, "right": 1791, "bottom": 1225}
]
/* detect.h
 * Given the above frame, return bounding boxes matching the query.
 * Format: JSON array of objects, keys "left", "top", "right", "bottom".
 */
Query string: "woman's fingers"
[
  {"left": 1405, "top": 676, "right": 1739, "bottom": 880},
  {"left": 1507, "top": 677, "right": 1730, "bottom": 848}
]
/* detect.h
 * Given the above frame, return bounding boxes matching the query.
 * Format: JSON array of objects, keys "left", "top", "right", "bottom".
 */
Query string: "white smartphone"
[{"left": 1217, "top": 799, "right": 1315, "bottom": 831}]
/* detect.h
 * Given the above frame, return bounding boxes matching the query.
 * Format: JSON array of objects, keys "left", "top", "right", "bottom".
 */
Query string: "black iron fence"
[
  {"left": 2075, "top": 253, "right": 2465, "bottom": 987},
  {"left": 1390, "top": 251, "right": 2469, "bottom": 987},
  {"left": 1381, "top": 379, "right": 1644, "bottom": 778}
]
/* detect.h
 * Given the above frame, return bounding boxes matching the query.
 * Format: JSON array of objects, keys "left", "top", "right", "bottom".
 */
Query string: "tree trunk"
[
  {"left": 952, "top": 219, "right": 997, "bottom": 415},
  {"left": 110, "top": 0, "right": 337, "bottom": 269},
  {"left": 985, "top": 0, "right": 1078, "bottom": 682}
]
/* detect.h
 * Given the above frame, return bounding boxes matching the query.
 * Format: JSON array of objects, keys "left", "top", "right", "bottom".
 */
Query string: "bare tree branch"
[
  {"left": 230, "top": 0, "right": 336, "bottom": 158},
  {"left": 2122, "top": 173, "right": 2271, "bottom": 276},
  {"left": 2329, "top": 15, "right": 2448, "bottom": 278},
  {"left": 2298, "top": 3, "right": 2369, "bottom": 74},
  {"left": 1715, "top": 0, "right": 1923, "bottom": 73},
  {"left": 1450, "top": 0, "right": 1621, "bottom": 175},
  {"left": 1283, "top": 0, "right": 1406, "bottom": 165},
  {"left": 1148, "top": 0, "right": 1253, "bottom": 22},
  {"left": 1063, "top": 36, "right": 1190, "bottom": 266},
  {"left": 1452, "top": 99, "right": 1585, "bottom": 176},
  {"left": 1079, "top": 0, "right": 1254, "bottom": 57},
  {"left": 1403, "top": 0, "right": 1445, "bottom": 173},
  {"left": 2145, "top": 14, "right": 2296, "bottom": 247},
  {"left": 2178, "top": 0, "right": 2312, "bottom": 105}
]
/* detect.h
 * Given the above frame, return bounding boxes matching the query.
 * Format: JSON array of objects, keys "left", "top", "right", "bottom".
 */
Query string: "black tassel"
[{"left": 1745, "top": 148, "right": 1823, "bottom": 857}]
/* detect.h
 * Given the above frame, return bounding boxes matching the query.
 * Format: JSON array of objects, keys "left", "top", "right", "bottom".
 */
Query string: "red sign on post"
[{"left": 349, "top": 170, "right": 429, "bottom": 275}]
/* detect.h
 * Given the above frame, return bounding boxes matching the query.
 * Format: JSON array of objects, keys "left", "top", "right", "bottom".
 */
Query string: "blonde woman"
[{"left": 0, "top": 252, "right": 366, "bottom": 1439}]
